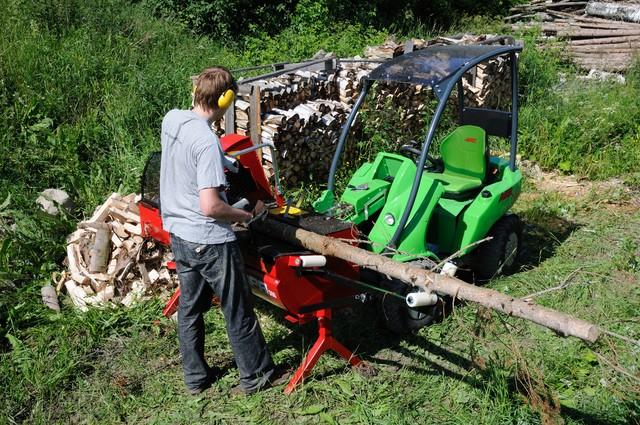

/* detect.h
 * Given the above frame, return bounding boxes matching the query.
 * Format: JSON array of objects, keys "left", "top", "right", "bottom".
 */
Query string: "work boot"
[
  {"left": 187, "top": 385, "right": 209, "bottom": 396},
  {"left": 186, "top": 366, "right": 224, "bottom": 396},
  {"left": 230, "top": 365, "right": 292, "bottom": 396}
]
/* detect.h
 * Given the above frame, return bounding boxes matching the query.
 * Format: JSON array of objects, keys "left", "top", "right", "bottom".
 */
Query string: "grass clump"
[{"left": 516, "top": 38, "right": 640, "bottom": 179}]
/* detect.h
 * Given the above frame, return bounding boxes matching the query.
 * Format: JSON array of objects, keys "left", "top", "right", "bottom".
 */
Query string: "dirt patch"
[{"left": 519, "top": 160, "right": 640, "bottom": 211}]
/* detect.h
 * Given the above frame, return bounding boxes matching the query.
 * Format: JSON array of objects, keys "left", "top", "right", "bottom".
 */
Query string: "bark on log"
[
  {"left": 586, "top": 2, "right": 640, "bottom": 24},
  {"left": 569, "top": 34, "right": 640, "bottom": 45},
  {"left": 41, "top": 285, "right": 61, "bottom": 312},
  {"left": 549, "top": 9, "right": 640, "bottom": 27},
  {"left": 258, "top": 218, "right": 600, "bottom": 343},
  {"left": 89, "top": 224, "right": 112, "bottom": 273}
]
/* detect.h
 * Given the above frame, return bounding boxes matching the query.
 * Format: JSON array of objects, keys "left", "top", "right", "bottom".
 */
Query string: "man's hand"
[{"left": 252, "top": 200, "right": 266, "bottom": 217}]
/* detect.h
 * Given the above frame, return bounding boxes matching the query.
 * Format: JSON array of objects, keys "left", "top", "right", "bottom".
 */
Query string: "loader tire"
[
  {"left": 471, "top": 214, "right": 523, "bottom": 281},
  {"left": 379, "top": 259, "right": 441, "bottom": 334}
]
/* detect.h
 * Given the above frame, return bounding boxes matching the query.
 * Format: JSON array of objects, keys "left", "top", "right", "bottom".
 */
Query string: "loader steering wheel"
[{"left": 399, "top": 142, "right": 443, "bottom": 172}]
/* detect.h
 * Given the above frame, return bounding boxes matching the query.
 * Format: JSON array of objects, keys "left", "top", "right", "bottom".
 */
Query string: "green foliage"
[
  {"left": 506, "top": 34, "right": 640, "bottom": 178},
  {"left": 612, "top": 237, "right": 639, "bottom": 272},
  {"left": 518, "top": 70, "right": 640, "bottom": 178},
  {"left": 143, "top": 0, "right": 297, "bottom": 40},
  {"left": 1, "top": 302, "right": 161, "bottom": 422},
  {"left": 144, "top": 0, "right": 518, "bottom": 40}
]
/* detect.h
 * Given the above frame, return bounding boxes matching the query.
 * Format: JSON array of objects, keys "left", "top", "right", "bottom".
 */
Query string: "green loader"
[{"left": 313, "top": 44, "right": 524, "bottom": 332}]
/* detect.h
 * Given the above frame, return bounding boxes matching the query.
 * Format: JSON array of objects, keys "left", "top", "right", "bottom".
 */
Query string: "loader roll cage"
[{"left": 322, "top": 44, "right": 523, "bottom": 249}]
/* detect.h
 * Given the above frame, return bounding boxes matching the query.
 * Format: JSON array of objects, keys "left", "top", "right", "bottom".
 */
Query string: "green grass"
[
  {"left": 2, "top": 186, "right": 638, "bottom": 424},
  {"left": 1, "top": 0, "right": 640, "bottom": 423}
]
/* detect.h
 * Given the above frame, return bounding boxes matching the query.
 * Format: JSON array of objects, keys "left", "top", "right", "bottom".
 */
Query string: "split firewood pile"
[
  {"left": 508, "top": 1, "right": 640, "bottom": 71},
  {"left": 347, "top": 34, "right": 514, "bottom": 160},
  {"left": 259, "top": 98, "right": 362, "bottom": 185},
  {"left": 215, "top": 34, "right": 515, "bottom": 187},
  {"left": 61, "top": 193, "right": 177, "bottom": 311},
  {"left": 229, "top": 70, "right": 339, "bottom": 135}
]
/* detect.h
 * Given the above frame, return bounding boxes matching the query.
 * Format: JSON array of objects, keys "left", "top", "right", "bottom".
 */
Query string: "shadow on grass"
[
  {"left": 256, "top": 278, "right": 621, "bottom": 424},
  {"left": 519, "top": 217, "right": 580, "bottom": 270},
  {"left": 517, "top": 200, "right": 581, "bottom": 270}
]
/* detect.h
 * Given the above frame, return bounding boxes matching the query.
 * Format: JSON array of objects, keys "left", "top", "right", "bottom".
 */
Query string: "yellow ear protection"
[
  {"left": 217, "top": 87, "right": 235, "bottom": 110},
  {"left": 192, "top": 80, "right": 237, "bottom": 110}
]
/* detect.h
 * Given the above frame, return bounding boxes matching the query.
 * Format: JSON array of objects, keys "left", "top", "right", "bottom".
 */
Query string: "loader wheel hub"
[{"left": 503, "top": 232, "right": 518, "bottom": 268}]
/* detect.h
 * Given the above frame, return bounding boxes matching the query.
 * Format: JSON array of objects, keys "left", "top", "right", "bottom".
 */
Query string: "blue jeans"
[{"left": 170, "top": 234, "right": 274, "bottom": 392}]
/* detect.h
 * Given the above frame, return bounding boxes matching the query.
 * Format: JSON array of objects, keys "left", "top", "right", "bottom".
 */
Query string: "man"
[{"left": 159, "top": 66, "right": 277, "bottom": 395}]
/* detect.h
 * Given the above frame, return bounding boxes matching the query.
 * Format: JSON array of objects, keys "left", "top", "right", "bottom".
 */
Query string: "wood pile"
[
  {"left": 462, "top": 56, "right": 513, "bottom": 109},
  {"left": 62, "top": 193, "right": 177, "bottom": 311},
  {"left": 332, "top": 62, "right": 378, "bottom": 105},
  {"left": 215, "top": 34, "right": 516, "bottom": 188},
  {"left": 363, "top": 33, "right": 512, "bottom": 58},
  {"left": 219, "top": 69, "right": 339, "bottom": 137},
  {"left": 508, "top": 1, "right": 640, "bottom": 71},
  {"left": 260, "top": 99, "right": 361, "bottom": 186},
  {"left": 255, "top": 70, "right": 337, "bottom": 111},
  {"left": 587, "top": 2, "right": 640, "bottom": 23}
]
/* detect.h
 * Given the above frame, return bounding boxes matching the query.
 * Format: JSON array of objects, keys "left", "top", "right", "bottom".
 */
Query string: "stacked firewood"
[
  {"left": 363, "top": 34, "right": 512, "bottom": 59},
  {"left": 362, "top": 82, "right": 433, "bottom": 145},
  {"left": 214, "top": 33, "right": 516, "bottom": 188},
  {"left": 508, "top": 1, "right": 640, "bottom": 71},
  {"left": 462, "top": 56, "right": 512, "bottom": 109},
  {"left": 260, "top": 99, "right": 359, "bottom": 186},
  {"left": 63, "top": 193, "right": 177, "bottom": 311},
  {"left": 255, "top": 70, "right": 337, "bottom": 111},
  {"left": 332, "top": 62, "right": 379, "bottom": 104},
  {"left": 222, "top": 69, "right": 339, "bottom": 136}
]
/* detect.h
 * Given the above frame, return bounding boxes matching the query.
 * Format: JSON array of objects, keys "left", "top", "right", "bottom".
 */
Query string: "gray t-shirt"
[{"left": 159, "top": 109, "right": 235, "bottom": 244}]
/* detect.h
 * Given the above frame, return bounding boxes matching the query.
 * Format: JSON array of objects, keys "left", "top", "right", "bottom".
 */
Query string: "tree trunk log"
[
  {"left": 258, "top": 218, "right": 600, "bottom": 343},
  {"left": 586, "top": 2, "right": 640, "bottom": 24}
]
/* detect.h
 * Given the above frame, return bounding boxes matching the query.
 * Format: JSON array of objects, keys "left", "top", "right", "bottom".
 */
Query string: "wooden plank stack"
[
  {"left": 508, "top": 1, "right": 640, "bottom": 71},
  {"left": 63, "top": 193, "right": 177, "bottom": 311}
]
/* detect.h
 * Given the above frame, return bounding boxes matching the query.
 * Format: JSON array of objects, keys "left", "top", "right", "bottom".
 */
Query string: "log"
[
  {"left": 586, "top": 2, "right": 640, "bottom": 24},
  {"left": 89, "top": 224, "right": 112, "bottom": 273},
  {"left": 258, "top": 218, "right": 600, "bottom": 343},
  {"left": 546, "top": 27, "right": 640, "bottom": 38},
  {"left": 570, "top": 45, "right": 640, "bottom": 53},
  {"left": 123, "top": 222, "right": 142, "bottom": 236},
  {"left": 569, "top": 34, "right": 640, "bottom": 45},
  {"left": 549, "top": 9, "right": 640, "bottom": 27},
  {"left": 64, "top": 280, "right": 88, "bottom": 312},
  {"left": 510, "top": 1, "right": 587, "bottom": 13},
  {"left": 41, "top": 285, "right": 61, "bottom": 312}
]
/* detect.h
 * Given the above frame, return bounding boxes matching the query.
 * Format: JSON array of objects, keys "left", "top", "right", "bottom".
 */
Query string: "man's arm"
[{"left": 199, "top": 187, "right": 252, "bottom": 223}]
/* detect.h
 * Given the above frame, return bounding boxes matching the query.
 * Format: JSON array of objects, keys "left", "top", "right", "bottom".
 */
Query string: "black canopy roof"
[{"left": 367, "top": 44, "right": 522, "bottom": 87}]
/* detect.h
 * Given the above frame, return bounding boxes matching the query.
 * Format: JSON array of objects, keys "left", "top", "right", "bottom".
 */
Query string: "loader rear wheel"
[
  {"left": 470, "top": 214, "right": 523, "bottom": 281},
  {"left": 379, "top": 259, "right": 442, "bottom": 334}
]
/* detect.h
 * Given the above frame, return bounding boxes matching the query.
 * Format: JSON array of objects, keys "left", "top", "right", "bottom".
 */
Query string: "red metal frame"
[
  {"left": 140, "top": 133, "right": 364, "bottom": 393},
  {"left": 220, "top": 134, "right": 284, "bottom": 206},
  {"left": 284, "top": 308, "right": 362, "bottom": 394},
  {"left": 139, "top": 202, "right": 170, "bottom": 246}
]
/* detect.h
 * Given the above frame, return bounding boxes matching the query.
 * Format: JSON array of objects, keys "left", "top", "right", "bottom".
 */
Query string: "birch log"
[
  {"left": 258, "top": 218, "right": 600, "bottom": 343},
  {"left": 89, "top": 224, "right": 112, "bottom": 273},
  {"left": 586, "top": 2, "right": 640, "bottom": 24}
]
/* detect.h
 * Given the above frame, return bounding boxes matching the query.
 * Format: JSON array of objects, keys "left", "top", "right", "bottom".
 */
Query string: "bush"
[{"left": 144, "top": 0, "right": 518, "bottom": 40}]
